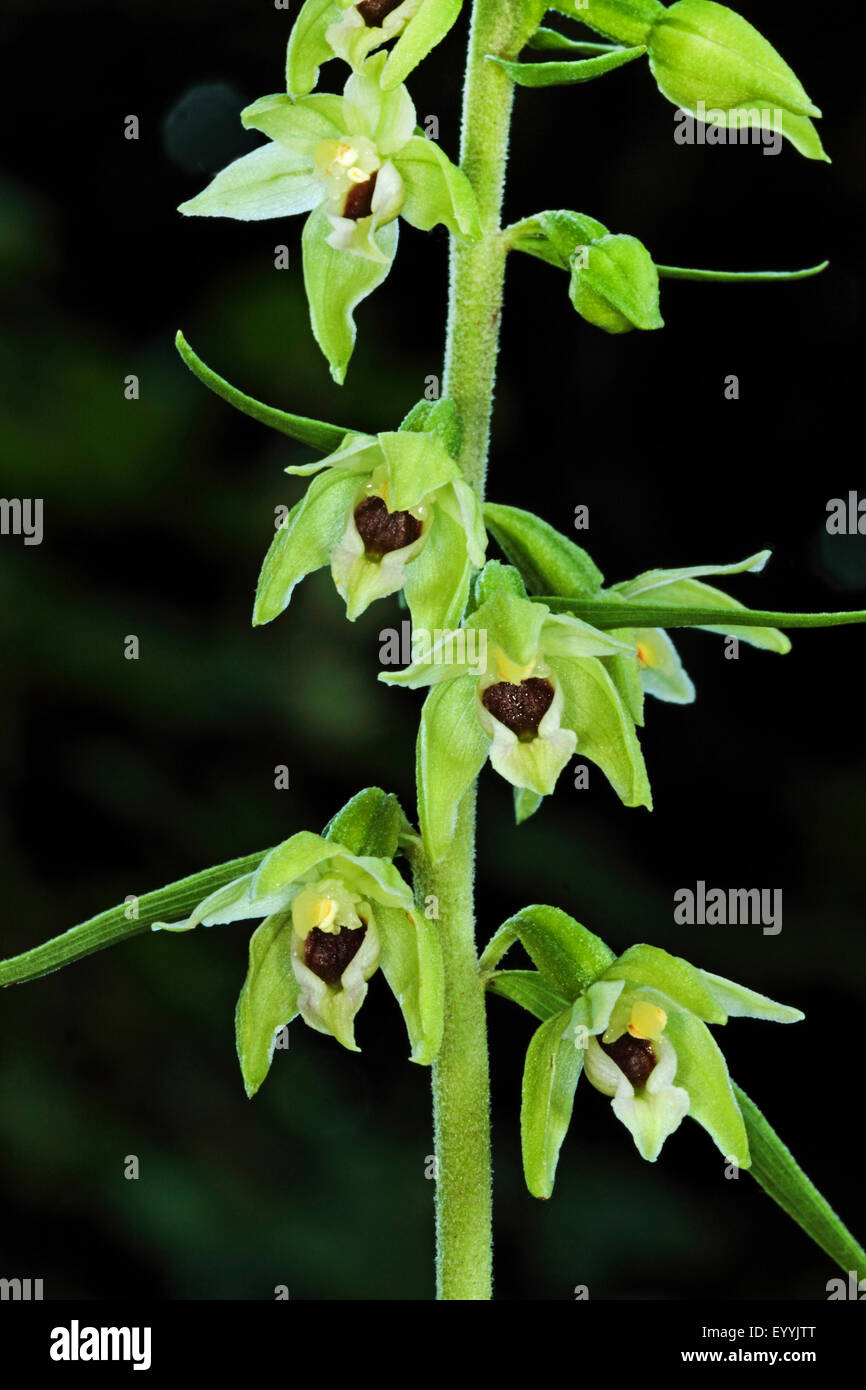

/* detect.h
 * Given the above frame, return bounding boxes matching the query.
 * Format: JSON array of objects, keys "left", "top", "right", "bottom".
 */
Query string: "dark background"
[{"left": 1, "top": 0, "right": 863, "bottom": 1300}]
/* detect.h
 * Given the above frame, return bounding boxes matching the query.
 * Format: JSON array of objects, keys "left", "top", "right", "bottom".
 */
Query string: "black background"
[{"left": 0, "top": 0, "right": 864, "bottom": 1300}]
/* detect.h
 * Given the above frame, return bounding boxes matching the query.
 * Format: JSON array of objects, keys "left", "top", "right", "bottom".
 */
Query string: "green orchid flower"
[
  {"left": 155, "top": 827, "right": 443, "bottom": 1089},
  {"left": 606, "top": 550, "right": 791, "bottom": 710},
  {"left": 254, "top": 420, "right": 486, "bottom": 627},
  {"left": 382, "top": 564, "right": 651, "bottom": 860},
  {"left": 179, "top": 53, "right": 480, "bottom": 381},
  {"left": 287, "top": 0, "right": 463, "bottom": 96},
  {"left": 481, "top": 907, "right": 802, "bottom": 1195}
]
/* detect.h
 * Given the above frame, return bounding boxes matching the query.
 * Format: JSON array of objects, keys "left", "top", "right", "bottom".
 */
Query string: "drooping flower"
[
  {"left": 286, "top": 0, "right": 463, "bottom": 96},
  {"left": 254, "top": 422, "right": 486, "bottom": 628},
  {"left": 382, "top": 563, "right": 651, "bottom": 859},
  {"left": 179, "top": 55, "right": 479, "bottom": 381}
]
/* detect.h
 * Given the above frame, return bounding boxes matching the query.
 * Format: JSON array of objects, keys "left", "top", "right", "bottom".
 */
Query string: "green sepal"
[
  {"left": 470, "top": 558, "right": 528, "bottom": 611},
  {"left": 601, "top": 626, "right": 645, "bottom": 725},
  {"left": 479, "top": 904, "right": 615, "bottom": 999},
  {"left": 550, "top": 0, "right": 665, "bottom": 46},
  {"left": 175, "top": 332, "right": 351, "bottom": 452},
  {"left": 555, "top": 654, "right": 653, "bottom": 809},
  {"left": 570, "top": 232, "right": 663, "bottom": 333},
  {"left": 400, "top": 397, "right": 464, "bottom": 460},
  {"left": 417, "top": 677, "right": 490, "bottom": 862},
  {"left": 632, "top": 627, "right": 695, "bottom": 705},
  {"left": 252, "top": 470, "right": 361, "bottom": 625},
  {"left": 484, "top": 502, "right": 603, "bottom": 598},
  {"left": 664, "top": 1010, "right": 749, "bottom": 1166},
  {"left": 303, "top": 203, "right": 398, "bottom": 384},
  {"left": 235, "top": 910, "right": 300, "bottom": 1098},
  {"left": 700, "top": 969, "right": 803, "bottom": 1023},
  {"left": 507, "top": 209, "right": 609, "bottom": 270},
  {"left": 251, "top": 830, "right": 338, "bottom": 901},
  {"left": 489, "top": 44, "right": 646, "bottom": 87},
  {"left": 734, "top": 1084, "right": 866, "bottom": 1281},
  {"left": 521, "top": 1006, "right": 583, "bottom": 1198},
  {"left": 286, "top": 0, "right": 340, "bottom": 97},
  {"left": 486, "top": 968, "right": 568, "bottom": 1020},
  {"left": 602, "top": 943, "right": 728, "bottom": 1024},
  {"left": 322, "top": 786, "right": 415, "bottom": 861},
  {"left": 0, "top": 849, "right": 270, "bottom": 987},
  {"left": 381, "top": 0, "right": 464, "bottom": 91},
  {"left": 395, "top": 135, "right": 481, "bottom": 239},
  {"left": 376, "top": 902, "right": 444, "bottom": 1064}
]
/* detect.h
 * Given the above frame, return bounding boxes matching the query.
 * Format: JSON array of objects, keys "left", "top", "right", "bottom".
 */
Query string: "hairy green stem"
[{"left": 423, "top": 0, "right": 526, "bottom": 1301}]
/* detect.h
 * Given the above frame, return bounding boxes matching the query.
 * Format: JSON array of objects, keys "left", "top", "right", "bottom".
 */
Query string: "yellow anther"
[
  {"left": 628, "top": 1000, "right": 667, "bottom": 1041},
  {"left": 495, "top": 650, "right": 536, "bottom": 684},
  {"left": 335, "top": 143, "right": 357, "bottom": 166},
  {"left": 313, "top": 897, "right": 337, "bottom": 930},
  {"left": 347, "top": 166, "right": 370, "bottom": 184}
]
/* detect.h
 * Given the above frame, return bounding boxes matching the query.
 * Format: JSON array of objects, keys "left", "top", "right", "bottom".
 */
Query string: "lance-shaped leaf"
[
  {"left": 734, "top": 1084, "right": 866, "bottom": 1281},
  {"left": 0, "top": 849, "right": 271, "bottom": 986},
  {"left": 303, "top": 203, "right": 399, "bottom": 384},
  {"left": 417, "top": 678, "right": 490, "bottom": 862},
  {"left": 235, "top": 910, "right": 300, "bottom": 1098},
  {"left": 480, "top": 904, "right": 615, "bottom": 998},
  {"left": 538, "top": 596, "right": 866, "bottom": 633},
  {"left": 489, "top": 44, "right": 646, "bottom": 87},
  {"left": 484, "top": 501, "right": 603, "bottom": 598},
  {"left": 175, "top": 332, "right": 352, "bottom": 451},
  {"left": 322, "top": 786, "right": 415, "bottom": 861},
  {"left": 521, "top": 1006, "right": 583, "bottom": 1198}
]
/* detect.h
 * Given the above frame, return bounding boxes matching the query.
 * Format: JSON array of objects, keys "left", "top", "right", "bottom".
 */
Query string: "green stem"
[{"left": 422, "top": 0, "right": 526, "bottom": 1300}]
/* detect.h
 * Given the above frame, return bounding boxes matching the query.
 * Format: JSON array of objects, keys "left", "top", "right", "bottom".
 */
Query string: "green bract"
[
  {"left": 483, "top": 908, "right": 802, "bottom": 1196},
  {"left": 178, "top": 54, "right": 480, "bottom": 381},
  {"left": 254, "top": 417, "right": 485, "bottom": 627},
  {"left": 646, "top": 0, "right": 828, "bottom": 161},
  {"left": 287, "top": 0, "right": 463, "bottom": 96},
  {"left": 154, "top": 814, "right": 442, "bottom": 1090},
  {"left": 382, "top": 563, "right": 651, "bottom": 860}
]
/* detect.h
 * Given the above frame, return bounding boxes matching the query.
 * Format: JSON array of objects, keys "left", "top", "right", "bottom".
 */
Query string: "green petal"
[
  {"left": 600, "top": 625, "right": 645, "bottom": 726},
  {"left": 380, "top": 429, "right": 460, "bottom": 509},
  {"left": 242, "top": 92, "right": 346, "bottom": 151},
  {"left": 235, "top": 911, "right": 300, "bottom": 1098},
  {"left": 634, "top": 626, "right": 695, "bottom": 703},
  {"left": 395, "top": 135, "right": 481, "bottom": 238},
  {"left": 468, "top": 590, "right": 548, "bottom": 669},
  {"left": 440, "top": 479, "right": 486, "bottom": 567},
  {"left": 602, "top": 943, "right": 728, "bottom": 1023},
  {"left": 252, "top": 470, "right": 360, "bottom": 625},
  {"left": 403, "top": 508, "right": 473, "bottom": 631},
  {"left": 376, "top": 903, "right": 444, "bottom": 1064},
  {"left": 285, "top": 0, "right": 341, "bottom": 97},
  {"left": 700, "top": 969, "right": 804, "bottom": 1023},
  {"left": 251, "top": 830, "right": 338, "bottom": 899},
  {"left": 381, "top": 0, "right": 463, "bottom": 90},
  {"left": 330, "top": 852, "right": 416, "bottom": 909},
  {"left": 521, "top": 1007, "right": 584, "bottom": 1198},
  {"left": 285, "top": 431, "right": 380, "bottom": 477},
  {"left": 489, "top": 45, "right": 646, "bottom": 87},
  {"left": 417, "top": 677, "right": 489, "bottom": 861},
  {"left": 540, "top": 612, "right": 634, "bottom": 660},
  {"left": 554, "top": 654, "right": 652, "bottom": 809},
  {"left": 178, "top": 142, "right": 320, "bottom": 220},
  {"left": 665, "top": 1009, "right": 749, "bottom": 1166},
  {"left": 302, "top": 203, "right": 398, "bottom": 383},
  {"left": 343, "top": 56, "right": 416, "bottom": 154}
]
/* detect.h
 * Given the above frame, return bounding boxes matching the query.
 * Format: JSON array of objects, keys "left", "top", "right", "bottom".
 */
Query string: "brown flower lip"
[
  {"left": 304, "top": 923, "right": 368, "bottom": 986},
  {"left": 357, "top": 0, "right": 405, "bottom": 27},
  {"left": 354, "top": 494, "right": 423, "bottom": 556},
  {"left": 598, "top": 1031, "right": 657, "bottom": 1087},
  {"left": 481, "top": 677, "right": 554, "bottom": 742},
  {"left": 343, "top": 167, "right": 379, "bottom": 221}
]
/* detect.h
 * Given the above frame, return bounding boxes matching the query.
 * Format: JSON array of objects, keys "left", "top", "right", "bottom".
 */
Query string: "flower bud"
[
  {"left": 647, "top": 0, "right": 827, "bottom": 160},
  {"left": 569, "top": 233, "right": 663, "bottom": 334}
]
